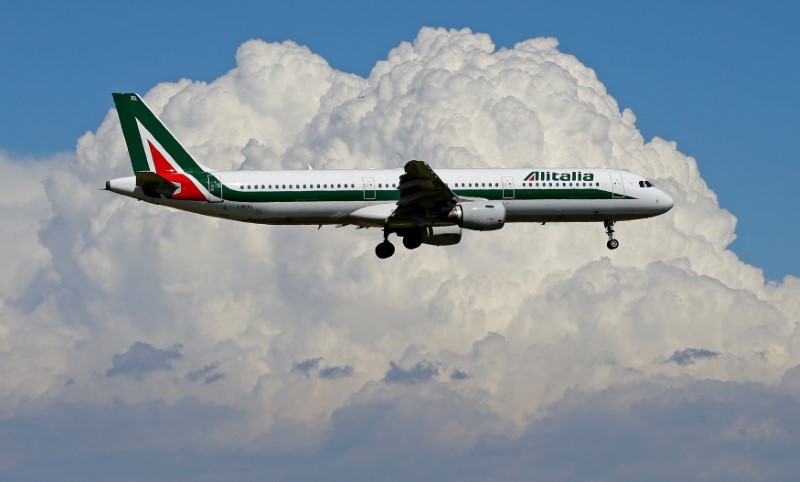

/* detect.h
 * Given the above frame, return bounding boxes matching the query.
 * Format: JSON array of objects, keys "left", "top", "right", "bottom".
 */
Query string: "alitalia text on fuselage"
[{"left": 526, "top": 170, "right": 595, "bottom": 182}]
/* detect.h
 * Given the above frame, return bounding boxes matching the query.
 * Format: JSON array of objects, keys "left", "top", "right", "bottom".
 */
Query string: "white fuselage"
[{"left": 107, "top": 167, "right": 673, "bottom": 226}]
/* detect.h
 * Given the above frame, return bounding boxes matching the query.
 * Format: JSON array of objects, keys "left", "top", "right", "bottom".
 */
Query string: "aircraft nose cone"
[{"left": 659, "top": 191, "right": 674, "bottom": 212}]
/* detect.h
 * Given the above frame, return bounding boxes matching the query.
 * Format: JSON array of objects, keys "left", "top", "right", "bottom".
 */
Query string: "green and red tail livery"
[{"left": 113, "top": 93, "right": 212, "bottom": 201}]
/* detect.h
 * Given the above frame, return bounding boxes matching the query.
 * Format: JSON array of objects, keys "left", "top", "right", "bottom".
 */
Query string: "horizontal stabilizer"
[{"left": 135, "top": 171, "right": 179, "bottom": 196}]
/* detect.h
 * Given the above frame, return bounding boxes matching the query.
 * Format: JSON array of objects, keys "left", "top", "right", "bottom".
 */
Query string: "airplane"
[{"left": 105, "top": 93, "right": 674, "bottom": 258}]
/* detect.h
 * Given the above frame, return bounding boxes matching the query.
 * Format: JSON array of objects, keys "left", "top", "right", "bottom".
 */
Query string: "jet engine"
[
  {"left": 421, "top": 225, "right": 462, "bottom": 246},
  {"left": 446, "top": 202, "right": 506, "bottom": 231}
]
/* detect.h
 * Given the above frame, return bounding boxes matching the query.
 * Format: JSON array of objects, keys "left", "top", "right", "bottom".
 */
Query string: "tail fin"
[
  {"left": 113, "top": 93, "right": 218, "bottom": 201},
  {"left": 113, "top": 93, "right": 208, "bottom": 175}
]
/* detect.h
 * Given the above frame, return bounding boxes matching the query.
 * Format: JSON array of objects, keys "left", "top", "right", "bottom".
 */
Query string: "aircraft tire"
[
  {"left": 606, "top": 239, "right": 619, "bottom": 250},
  {"left": 376, "top": 241, "right": 395, "bottom": 259},
  {"left": 402, "top": 233, "right": 423, "bottom": 250}
]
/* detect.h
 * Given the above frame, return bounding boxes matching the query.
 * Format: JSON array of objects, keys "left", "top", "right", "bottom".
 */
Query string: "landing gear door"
[
  {"left": 363, "top": 177, "right": 376, "bottom": 200},
  {"left": 610, "top": 172, "right": 625, "bottom": 199},
  {"left": 207, "top": 173, "right": 223, "bottom": 202}
]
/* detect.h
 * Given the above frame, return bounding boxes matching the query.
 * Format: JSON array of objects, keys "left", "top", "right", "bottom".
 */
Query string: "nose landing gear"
[{"left": 604, "top": 220, "right": 619, "bottom": 250}]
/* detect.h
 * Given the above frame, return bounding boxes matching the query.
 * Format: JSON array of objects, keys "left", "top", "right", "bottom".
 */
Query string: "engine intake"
[{"left": 446, "top": 202, "right": 506, "bottom": 231}]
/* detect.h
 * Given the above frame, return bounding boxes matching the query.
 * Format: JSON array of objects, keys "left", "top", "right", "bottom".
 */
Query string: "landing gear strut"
[
  {"left": 375, "top": 227, "right": 396, "bottom": 259},
  {"left": 604, "top": 220, "right": 619, "bottom": 250}
]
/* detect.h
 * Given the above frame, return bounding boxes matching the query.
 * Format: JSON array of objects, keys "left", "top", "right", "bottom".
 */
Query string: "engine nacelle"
[
  {"left": 446, "top": 202, "right": 506, "bottom": 231},
  {"left": 422, "top": 225, "right": 462, "bottom": 246}
]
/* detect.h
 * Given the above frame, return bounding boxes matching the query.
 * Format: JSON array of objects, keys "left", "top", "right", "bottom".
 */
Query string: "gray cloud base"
[{"left": 1, "top": 27, "right": 799, "bottom": 480}]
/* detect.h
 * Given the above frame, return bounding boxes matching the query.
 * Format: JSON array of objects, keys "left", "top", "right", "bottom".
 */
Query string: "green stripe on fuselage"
[{"left": 217, "top": 187, "right": 635, "bottom": 203}]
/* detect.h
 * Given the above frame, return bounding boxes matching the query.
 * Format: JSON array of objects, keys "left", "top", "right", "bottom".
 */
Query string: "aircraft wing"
[
  {"left": 385, "top": 160, "right": 475, "bottom": 226},
  {"left": 397, "top": 160, "right": 461, "bottom": 208}
]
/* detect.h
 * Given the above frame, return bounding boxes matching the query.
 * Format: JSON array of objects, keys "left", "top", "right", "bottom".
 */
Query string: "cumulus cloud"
[
  {"left": 667, "top": 347, "right": 719, "bottom": 366},
  {"left": 1, "top": 27, "right": 799, "bottom": 479},
  {"left": 106, "top": 342, "right": 182, "bottom": 379},
  {"left": 186, "top": 362, "right": 224, "bottom": 384},
  {"left": 293, "top": 357, "right": 324, "bottom": 375},
  {"left": 384, "top": 361, "right": 439, "bottom": 384},
  {"left": 319, "top": 364, "right": 354, "bottom": 380},
  {"left": 294, "top": 358, "right": 353, "bottom": 379}
]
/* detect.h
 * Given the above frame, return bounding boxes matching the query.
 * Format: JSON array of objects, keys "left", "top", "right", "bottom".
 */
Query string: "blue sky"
[{"left": 2, "top": 0, "right": 798, "bottom": 278}]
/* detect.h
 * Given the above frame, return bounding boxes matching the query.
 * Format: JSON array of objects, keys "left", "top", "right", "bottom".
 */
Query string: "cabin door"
[
  {"left": 363, "top": 177, "right": 376, "bottom": 200},
  {"left": 610, "top": 172, "right": 625, "bottom": 199},
  {"left": 207, "top": 174, "right": 223, "bottom": 202},
  {"left": 501, "top": 176, "right": 515, "bottom": 199}
]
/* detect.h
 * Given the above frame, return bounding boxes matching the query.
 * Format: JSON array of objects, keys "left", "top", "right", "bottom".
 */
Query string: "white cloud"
[{"left": 1, "top": 27, "right": 799, "bottom": 479}]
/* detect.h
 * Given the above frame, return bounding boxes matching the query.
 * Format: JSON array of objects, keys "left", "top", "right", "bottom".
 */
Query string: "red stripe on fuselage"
[{"left": 147, "top": 141, "right": 206, "bottom": 201}]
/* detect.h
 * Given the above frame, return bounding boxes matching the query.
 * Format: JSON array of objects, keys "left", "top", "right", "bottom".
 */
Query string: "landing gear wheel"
[
  {"left": 603, "top": 220, "right": 619, "bottom": 250},
  {"left": 402, "top": 233, "right": 423, "bottom": 250},
  {"left": 375, "top": 241, "right": 395, "bottom": 259}
]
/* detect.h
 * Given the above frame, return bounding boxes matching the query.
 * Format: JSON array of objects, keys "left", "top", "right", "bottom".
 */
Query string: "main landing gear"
[
  {"left": 375, "top": 240, "right": 395, "bottom": 259},
  {"left": 375, "top": 226, "right": 396, "bottom": 259},
  {"left": 402, "top": 230, "right": 422, "bottom": 250},
  {"left": 375, "top": 228, "right": 423, "bottom": 259},
  {"left": 604, "top": 220, "right": 619, "bottom": 250}
]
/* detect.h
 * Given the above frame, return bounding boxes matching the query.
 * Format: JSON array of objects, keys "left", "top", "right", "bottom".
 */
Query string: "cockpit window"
[{"left": 639, "top": 180, "right": 654, "bottom": 188}]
